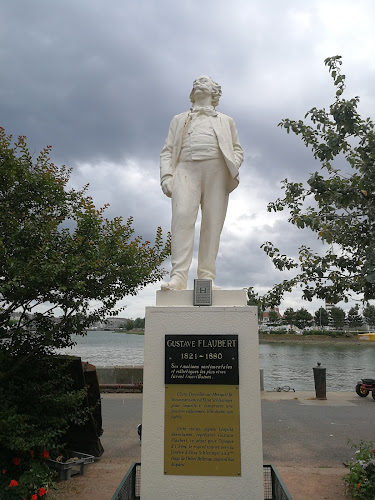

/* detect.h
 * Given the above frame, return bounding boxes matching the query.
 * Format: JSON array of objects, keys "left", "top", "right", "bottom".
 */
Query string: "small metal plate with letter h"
[{"left": 193, "top": 279, "right": 212, "bottom": 306}]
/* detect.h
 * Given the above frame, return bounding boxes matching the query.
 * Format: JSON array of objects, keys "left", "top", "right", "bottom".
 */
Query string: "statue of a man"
[{"left": 160, "top": 76, "right": 243, "bottom": 290}]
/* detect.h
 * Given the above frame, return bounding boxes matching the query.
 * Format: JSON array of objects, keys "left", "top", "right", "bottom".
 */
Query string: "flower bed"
[
  {"left": 0, "top": 450, "right": 50, "bottom": 500},
  {"left": 344, "top": 440, "right": 375, "bottom": 499}
]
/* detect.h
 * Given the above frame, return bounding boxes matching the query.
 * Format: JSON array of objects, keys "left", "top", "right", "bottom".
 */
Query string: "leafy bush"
[
  {"left": 344, "top": 440, "right": 375, "bottom": 499},
  {"left": 329, "top": 330, "right": 345, "bottom": 337},
  {"left": 0, "top": 353, "right": 86, "bottom": 499},
  {"left": 302, "top": 329, "right": 327, "bottom": 336},
  {"left": 0, "top": 452, "right": 52, "bottom": 500}
]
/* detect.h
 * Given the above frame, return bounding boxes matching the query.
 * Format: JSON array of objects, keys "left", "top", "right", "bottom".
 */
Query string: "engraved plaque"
[
  {"left": 164, "top": 384, "right": 241, "bottom": 476},
  {"left": 165, "top": 335, "right": 239, "bottom": 385},
  {"left": 193, "top": 279, "right": 212, "bottom": 306}
]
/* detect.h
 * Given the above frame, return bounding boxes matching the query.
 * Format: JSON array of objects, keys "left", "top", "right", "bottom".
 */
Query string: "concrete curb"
[{"left": 261, "top": 390, "right": 360, "bottom": 406}]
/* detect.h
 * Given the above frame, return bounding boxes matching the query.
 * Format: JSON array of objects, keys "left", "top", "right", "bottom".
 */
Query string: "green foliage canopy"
[
  {"left": 134, "top": 317, "right": 145, "bottom": 328},
  {"left": 314, "top": 307, "right": 329, "bottom": 327},
  {"left": 329, "top": 306, "right": 346, "bottom": 329},
  {"left": 247, "top": 287, "right": 263, "bottom": 321},
  {"left": 282, "top": 307, "right": 295, "bottom": 325},
  {"left": 125, "top": 319, "right": 135, "bottom": 331},
  {"left": 363, "top": 304, "right": 375, "bottom": 329},
  {"left": 347, "top": 305, "right": 363, "bottom": 328},
  {"left": 262, "top": 56, "right": 375, "bottom": 307},
  {"left": 267, "top": 310, "right": 280, "bottom": 324},
  {"left": 0, "top": 129, "right": 171, "bottom": 378},
  {"left": 293, "top": 307, "right": 313, "bottom": 330}
]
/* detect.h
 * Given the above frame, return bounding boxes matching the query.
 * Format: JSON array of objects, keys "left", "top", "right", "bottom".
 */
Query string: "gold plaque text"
[{"left": 164, "top": 385, "right": 240, "bottom": 476}]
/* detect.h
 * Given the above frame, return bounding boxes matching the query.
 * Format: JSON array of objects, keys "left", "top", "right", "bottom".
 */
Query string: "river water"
[{"left": 56, "top": 331, "right": 375, "bottom": 392}]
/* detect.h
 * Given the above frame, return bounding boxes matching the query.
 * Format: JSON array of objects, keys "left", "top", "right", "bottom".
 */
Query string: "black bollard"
[{"left": 313, "top": 362, "right": 327, "bottom": 400}]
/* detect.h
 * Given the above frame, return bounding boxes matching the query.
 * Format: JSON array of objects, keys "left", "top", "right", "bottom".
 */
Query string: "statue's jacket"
[{"left": 160, "top": 111, "right": 243, "bottom": 193}]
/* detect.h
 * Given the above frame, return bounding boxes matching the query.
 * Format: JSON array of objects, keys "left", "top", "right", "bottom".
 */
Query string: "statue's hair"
[{"left": 189, "top": 76, "right": 222, "bottom": 107}]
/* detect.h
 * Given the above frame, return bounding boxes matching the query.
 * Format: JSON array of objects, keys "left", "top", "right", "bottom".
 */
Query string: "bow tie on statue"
[{"left": 190, "top": 106, "right": 218, "bottom": 117}]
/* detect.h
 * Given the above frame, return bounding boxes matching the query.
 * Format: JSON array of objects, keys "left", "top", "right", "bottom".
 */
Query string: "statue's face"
[{"left": 192, "top": 76, "right": 213, "bottom": 100}]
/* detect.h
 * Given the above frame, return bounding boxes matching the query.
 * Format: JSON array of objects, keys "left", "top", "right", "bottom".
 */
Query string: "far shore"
[
  {"left": 91, "top": 330, "right": 374, "bottom": 345},
  {"left": 259, "top": 333, "right": 374, "bottom": 345},
  {"left": 113, "top": 329, "right": 144, "bottom": 335}
]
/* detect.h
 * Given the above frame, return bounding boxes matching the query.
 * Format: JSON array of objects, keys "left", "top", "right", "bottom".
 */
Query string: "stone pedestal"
[{"left": 140, "top": 289, "right": 263, "bottom": 500}]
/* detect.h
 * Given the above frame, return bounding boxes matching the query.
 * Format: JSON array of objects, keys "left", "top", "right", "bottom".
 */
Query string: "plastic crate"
[
  {"left": 46, "top": 450, "right": 94, "bottom": 480},
  {"left": 111, "top": 463, "right": 292, "bottom": 499}
]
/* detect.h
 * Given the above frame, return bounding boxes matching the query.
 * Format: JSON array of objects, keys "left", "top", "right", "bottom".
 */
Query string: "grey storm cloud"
[
  {"left": 0, "top": 0, "right": 330, "bottom": 165},
  {"left": 2, "top": 0, "right": 375, "bottom": 317}
]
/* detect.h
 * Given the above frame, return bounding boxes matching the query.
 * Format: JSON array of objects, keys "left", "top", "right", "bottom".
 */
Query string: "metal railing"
[
  {"left": 111, "top": 462, "right": 141, "bottom": 500},
  {"left": 111, "top": 463, "right": 292, "bottom": 500},
  {"left": 263, "top": 464, "right": 293, "bottom": 500}
]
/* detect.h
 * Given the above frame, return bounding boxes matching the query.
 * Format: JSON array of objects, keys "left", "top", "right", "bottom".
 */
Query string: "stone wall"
[
  {"left": 96, "top": 365, "right": 143, "bottom": 385},
  {"left": 96, "top": 365, "right": 264, "bottom": 390}
]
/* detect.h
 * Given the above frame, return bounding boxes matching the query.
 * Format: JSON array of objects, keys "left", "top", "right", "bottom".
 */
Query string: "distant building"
[
  {"left": 9, "top": 312, "right": 131, "bottom": 331},
  {"left": 262, "top": 307, "right": 283, "bottom": 323},
  {"left": 10, "top": 311, "right": 23, "bottom": 321},
  {"left": 90, "top": 317, "right": 129, "bottom": 330},
  {"left": 325, "top": 301, "right": 335, "bottom": 327},
  {"left": 325, "top": 301, "right": 335, "bottom": 314}
]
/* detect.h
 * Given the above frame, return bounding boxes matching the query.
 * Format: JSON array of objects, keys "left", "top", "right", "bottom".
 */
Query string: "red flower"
[
  {"left": 2, "top": 469, "right": 5, "bottom": 474},
  {"left": 38, "top": 487, "right": 47, "bottom": 496},
  {"left": 31, "top": 495, "right": 38, "bottom": 500},
  {"left": 41, "top": 450, "right": 49, "bottom": 459},
  {"left": 372, "top": 449, "right": 375, "bottom": 455},
  {"left": 12, "top": 457, "right": 21, "bottom": 466},
  {"left": 9, "top": 479, "right": 18, "bottom": 487}
]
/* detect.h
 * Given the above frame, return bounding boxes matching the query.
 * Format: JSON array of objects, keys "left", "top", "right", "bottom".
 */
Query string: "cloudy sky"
[{"left": 2, "top": 0, "right": 375, "bottom": 319}]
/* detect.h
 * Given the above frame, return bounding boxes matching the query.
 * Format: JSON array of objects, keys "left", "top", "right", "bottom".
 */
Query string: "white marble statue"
[{"left": 160, "top": 75, "right": 243, "bottom": 290}]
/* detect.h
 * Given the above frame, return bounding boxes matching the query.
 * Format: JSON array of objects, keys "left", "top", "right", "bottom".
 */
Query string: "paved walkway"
[
  {"left": 262, "top": 390, "right": 374, "bottom": 465},
  {"left": 47, "top": 391, "right": 374, "bottom": 499},
  {"left": 261, "top": 391, "right": 373, "bottom": 499}
]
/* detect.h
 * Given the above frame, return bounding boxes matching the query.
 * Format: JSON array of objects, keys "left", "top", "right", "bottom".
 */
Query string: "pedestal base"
[{"left": 140, "top": 290, "right": 263, "bottom": 500}]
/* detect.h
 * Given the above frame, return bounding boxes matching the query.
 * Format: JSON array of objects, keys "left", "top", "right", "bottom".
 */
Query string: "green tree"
[
  {"left": 282, "top": 307, "right": 295, "bottom": 326},
  {"left": 126, "top": 319, "right": 135, "bottom": 331},
  {"left": 134, "top": 317, "right": 145, "bottom": 329},
  {"left": 262, "top": 56, "right": 375, "bottom": 306},
  {"left": 0, "top": 129, "right": 170, "bottom": 376},
  {"left": 347, "top": 305, "right": 363, "bottom": 328},
  {"left": 247, "top": 287, "right": 263, "bottom": 323},
  {"left": 267, "top": 310, "right": 280, "bottom": 325},
  {"left": 314, "top": 307, "right": 329, "bottom": 328},
  {"left": 294, "top": 308, "right": 313, "bottom": 329},
  {"left": 330, "top": 306, "right": 346, "bottom": 329},
  {"left": 0, "top": 129, "right": 170, "bottom": 498},
  {"left": 363, "top": 304, "right": 375, "bottom": 329}
]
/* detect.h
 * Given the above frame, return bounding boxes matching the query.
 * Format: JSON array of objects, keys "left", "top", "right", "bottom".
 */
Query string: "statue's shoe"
[
  {"left": 161, "top": 278, "right": 186, "bottom": 290},
  {"left": 198, "top": 277, "right": 221, "bottom": 290}
]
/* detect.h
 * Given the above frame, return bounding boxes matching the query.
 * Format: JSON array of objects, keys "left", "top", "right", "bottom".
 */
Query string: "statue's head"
[{"left": 189, "top": 76, "right": 222, "bottom": 107}]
